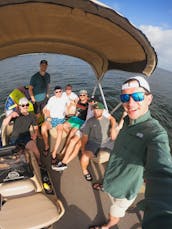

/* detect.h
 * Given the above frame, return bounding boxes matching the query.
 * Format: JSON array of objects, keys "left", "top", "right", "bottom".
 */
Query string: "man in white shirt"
[{"left": 41, "top": 86, "right": 69, "bottom": 156}]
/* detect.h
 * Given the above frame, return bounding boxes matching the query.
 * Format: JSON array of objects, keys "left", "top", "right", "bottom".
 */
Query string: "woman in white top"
[{"left": 62, "top": 84, "right": 79, "bottom": 117}]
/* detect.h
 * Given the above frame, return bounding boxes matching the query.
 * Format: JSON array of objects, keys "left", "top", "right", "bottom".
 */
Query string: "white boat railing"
[{"left": 110, "top": 102, "right": 122, "bottom": 115}]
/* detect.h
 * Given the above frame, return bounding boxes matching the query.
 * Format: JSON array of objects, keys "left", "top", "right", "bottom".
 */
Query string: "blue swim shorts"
[
  {"left": 67, "top": 116, "right": 84, "bottom": 129},
  {"left": 51, "top": 118, "right": 65, "bottom": 128}
]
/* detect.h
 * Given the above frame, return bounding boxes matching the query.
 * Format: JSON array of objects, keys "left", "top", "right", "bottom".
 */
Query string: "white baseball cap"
[
  {"left": 122, "top": 76, "right": 150, "bottom": 92},
  {"left": 19, "top": 97, "right": 29, "bottom": 105},
  {"left": 79, "top": 89, "right": 88, "bottom": 95}
]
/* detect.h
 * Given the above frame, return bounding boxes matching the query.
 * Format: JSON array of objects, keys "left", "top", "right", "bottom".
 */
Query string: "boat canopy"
[{"left": 0, "top": 0, "right": 157, "bottom": 78}]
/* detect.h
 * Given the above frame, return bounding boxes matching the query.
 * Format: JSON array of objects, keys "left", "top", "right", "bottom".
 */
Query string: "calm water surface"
[{"left": 0, "top": 53, "right": 172, "bottom": 148}]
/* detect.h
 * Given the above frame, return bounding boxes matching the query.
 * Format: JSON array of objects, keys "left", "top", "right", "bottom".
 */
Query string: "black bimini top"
[{"left": 0, "top": 0, "right": 157, "bottom": 78}]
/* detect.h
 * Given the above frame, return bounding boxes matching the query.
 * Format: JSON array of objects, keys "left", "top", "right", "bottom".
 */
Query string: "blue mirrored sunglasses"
[{"left": 120, "top": 92, "right": 145, "bottom": 103}]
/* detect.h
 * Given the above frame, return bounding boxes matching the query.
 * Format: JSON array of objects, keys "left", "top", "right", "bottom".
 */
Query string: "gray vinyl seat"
[{"left": 0, "top": 127, "right": 65, "bottom": 229}]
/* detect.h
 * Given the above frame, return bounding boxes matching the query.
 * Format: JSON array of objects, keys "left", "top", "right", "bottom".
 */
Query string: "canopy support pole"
[
  {"left": 110, "top": 102, "right": 122, "bottom": 115},
  {"left": 92, "top": 74, "right": 108, "bottom": 112}
]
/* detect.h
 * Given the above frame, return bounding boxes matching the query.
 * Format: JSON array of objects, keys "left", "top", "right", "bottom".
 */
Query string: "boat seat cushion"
[
  {"left": 0, "top": 179, "right": 36, "bottom": 197},
  {"left": 0, "top": 193, "right": 62, "bottom": 229},
  {"left": 92, "top": 150, "right": 110, "bottom": 164}
]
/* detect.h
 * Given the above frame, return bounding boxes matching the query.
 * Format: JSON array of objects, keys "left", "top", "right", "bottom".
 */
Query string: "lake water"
[{"left": 0, "top": 53, "right": 172, "bottom": 148}]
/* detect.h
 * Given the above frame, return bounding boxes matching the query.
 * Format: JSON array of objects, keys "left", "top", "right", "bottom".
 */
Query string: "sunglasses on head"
[
  {"left": 20, "top": 103, "right": 29, "bottom": 107},
  {"left": 120, "top": 92, "right": 147, "bottom": 103},
  {"left": 55, "top": 90, "right": 62, "bottom": 93}
]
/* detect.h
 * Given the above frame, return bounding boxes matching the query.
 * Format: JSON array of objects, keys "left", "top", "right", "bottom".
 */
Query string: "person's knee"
[
  {"left": 41, "top": 123, "right": 49, "bottom": 133},
  {"left": 56, "top": 124, "right": 63, "bottom": 131}
]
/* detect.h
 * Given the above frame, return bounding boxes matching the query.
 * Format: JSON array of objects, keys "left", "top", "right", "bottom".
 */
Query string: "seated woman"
[{"left": 62, "top": 84, "right": 79, "bottom": 117}]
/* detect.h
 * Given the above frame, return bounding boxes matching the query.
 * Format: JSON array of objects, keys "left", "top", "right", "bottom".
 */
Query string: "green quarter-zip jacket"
[{"left": 103, "top": 111, "right": 172, "bottom": 201}]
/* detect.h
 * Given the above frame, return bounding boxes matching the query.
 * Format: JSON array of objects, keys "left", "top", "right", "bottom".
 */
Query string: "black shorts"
[
  {"left": 33, "top": 97, "right": 48, "bottom": 114},
  {"left": 10, "top": 135, "right": 31, "bottom": 146}
]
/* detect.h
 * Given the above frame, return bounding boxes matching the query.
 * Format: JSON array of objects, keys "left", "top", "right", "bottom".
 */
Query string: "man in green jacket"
[{"left": 90, "top": 76, "right": 172, "bottom": 229}]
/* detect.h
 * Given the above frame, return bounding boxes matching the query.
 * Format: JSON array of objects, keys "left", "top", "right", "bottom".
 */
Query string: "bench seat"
[
  {"left": 0, "top": 179, "right": 36, "bottom": 197},
  {"left": 0, "top": 193, "right": 64, "bottom": 229}
]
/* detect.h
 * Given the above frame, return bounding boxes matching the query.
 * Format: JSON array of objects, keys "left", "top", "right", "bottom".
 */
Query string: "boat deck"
[{"left": 41, "top": 146, "right": 143, "bottom": 229}]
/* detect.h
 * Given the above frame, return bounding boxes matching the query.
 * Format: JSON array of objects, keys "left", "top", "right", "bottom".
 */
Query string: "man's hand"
[
  {"left": 31, "top": 133, "right": 37, "bottom": 141},
  {"left": 11, "top": 111, "right": 19, "bottom": 118},
  {"left": 110, "top": 128, "right": 119, "bottom": 141}
]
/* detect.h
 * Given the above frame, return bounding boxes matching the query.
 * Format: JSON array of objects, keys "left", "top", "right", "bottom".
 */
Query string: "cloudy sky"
[{"left": 100, "top": 0, "right": 172, "bottom": 72}]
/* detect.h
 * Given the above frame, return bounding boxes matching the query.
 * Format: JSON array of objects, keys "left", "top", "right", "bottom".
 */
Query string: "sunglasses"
[
  {"left": 20, "top": 103, "right": 29, "bottom": 107},
  {"left": 120, "top": 92, "right": 147, "bottom": 103},
  {"left": 79, "top": 94, "right": 86, "bottom": 97},
  {"left": 55, "top": 90, "right": 62, "bottom": 93}
]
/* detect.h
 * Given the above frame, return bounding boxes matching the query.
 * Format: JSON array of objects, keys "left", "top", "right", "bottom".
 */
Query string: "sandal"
[
  {"left": 92, "top": 183, "right": 104, "bottom": 191},
  {"left": 42, "top": 148, "right": 49, "bottom": 157},
  {"left": 84, "top": 173, "right": 93, "bottom": 181}
]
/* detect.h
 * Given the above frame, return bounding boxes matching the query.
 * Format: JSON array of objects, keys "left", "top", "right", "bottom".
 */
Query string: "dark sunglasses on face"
[
  {"left": 20, "top": 103, "right": 29, "bottom": 107},
  {"left": 120, "top": 92, "right": 147, "bottom": 103},
  {"left": 80, "top": 94, "right": 86, "bottom": 97},
  {"left": 55, "top": 90, "right": 62, "bottom": 93}
]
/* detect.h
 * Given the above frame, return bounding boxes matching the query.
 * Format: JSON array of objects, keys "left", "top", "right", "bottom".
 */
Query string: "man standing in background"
[{"left": 29, "top": 60, "right": 50, "bottom": 124}]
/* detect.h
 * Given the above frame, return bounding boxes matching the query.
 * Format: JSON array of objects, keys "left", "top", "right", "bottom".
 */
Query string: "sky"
[{"left": 100, "top": 0, "right": 172, "bottom": 72}]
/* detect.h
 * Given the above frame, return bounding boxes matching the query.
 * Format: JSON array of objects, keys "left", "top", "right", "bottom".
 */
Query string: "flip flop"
[
  {"left": 84, "top": 173, "right": 93, "bottom": 181},
  {"left": 92, "top": 183, "right": 104, "bottom": 191}
]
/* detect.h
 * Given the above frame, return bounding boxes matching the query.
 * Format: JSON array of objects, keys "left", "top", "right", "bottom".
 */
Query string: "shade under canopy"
[{"left": 0, "top": 0, "right": 157, "bottom": 78}]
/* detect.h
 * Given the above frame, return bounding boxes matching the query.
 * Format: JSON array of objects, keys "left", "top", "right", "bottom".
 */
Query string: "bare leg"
[
  {"left": 62, "top": 137, "right": 81, "bottom": 164},
  {"left": 41, "top": 121, "right": 51, "bottom": 150},
  {"left": 90, "top": 215, "right": 120, "bottom": 229},
  {"left": 26, "top": 140, "right": 40, "bottom": 164},
  {"left": 80, "top": 150, "right": 93, "bottom": 175},
  {"left": 61, "top": 128, "right": 78, "bottom": 154},
  {"left": 101, "top": 215, "right": 120, "bottom": 228},
  {"left": 51, "top": 124, "right": 64, "bottom": 159},
  {"left": 59, "top": 123, "right": 72, "bottom": 155},
  {"left": 65, "top": 128, "right": 78, "bottom": 146}
]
